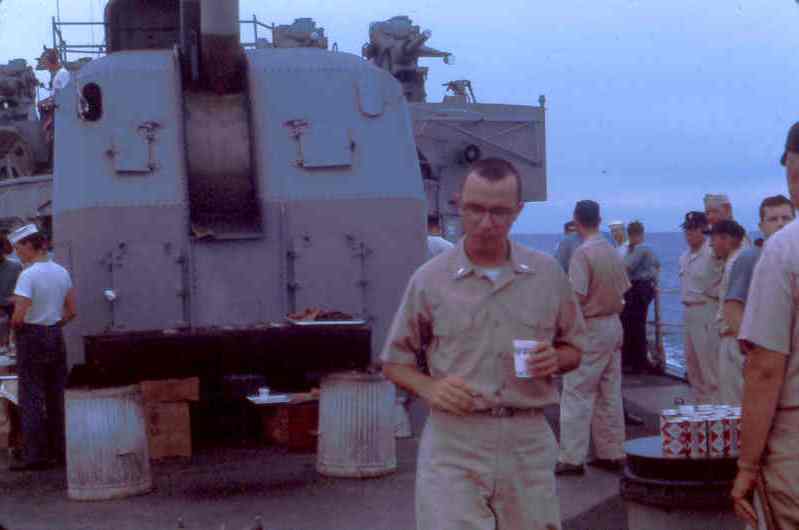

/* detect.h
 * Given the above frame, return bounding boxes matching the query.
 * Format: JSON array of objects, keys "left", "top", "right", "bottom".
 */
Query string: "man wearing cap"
[
  {"left": 382, "top": 158, "right": 586, "bottom": 530},
  {"left": 620, "top": 221, "right": 660, "bottom": 373},
  {"left": 710, "top": 220, "right": 747, "bottom": 405},
  {"left": 608, "top": 220, "right": 628, "bottom": 258},
  {"left": 679, "top": 211, "right": 723, "bottom": 403},
  {"left": 556, "top": 201, "right": 629, "bottom": 476},
  {"left": 732, "top": 121, "right": 799, "bottom": 528},
  {"left": 9, "top": 224, "right": 76, "bottom": 470}
]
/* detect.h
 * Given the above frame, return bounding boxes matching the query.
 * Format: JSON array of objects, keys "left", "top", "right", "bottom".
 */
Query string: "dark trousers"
[
  {"left": 15, "top": 324, "right": 67, "bottom": 465},
  {"left": 621, "top": 280, "right": 655, "bottom": 371}
]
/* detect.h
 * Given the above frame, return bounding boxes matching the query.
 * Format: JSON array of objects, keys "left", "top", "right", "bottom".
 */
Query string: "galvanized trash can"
[
  {"left": 621, "top": 436, "right": 744, "bottom": 530},
  {"left": 66, "top": 384, "right": 153, "bottom": 501},
  {"left": 317, "top": 371, "right": 396, "bottom": 478}
]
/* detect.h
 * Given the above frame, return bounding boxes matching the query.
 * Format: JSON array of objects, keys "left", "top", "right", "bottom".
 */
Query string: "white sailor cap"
[
  {"left": 8, "top": 224, "right": 39, "bottom": 245},
  {"left": 608, "top": 220, "right": 625, "bottom": 229},
  {"left": 703, "top": 194, "right": 731, "bottom": 208}
]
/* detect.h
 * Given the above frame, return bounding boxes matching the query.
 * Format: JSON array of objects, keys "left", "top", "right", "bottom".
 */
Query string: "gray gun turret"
[
  {"left": 0, "top": 59, "right": 48, "bottom": 179},
  {"left": 0, "top": 59, "right": 39, "bottom": 123},
  {"left": 272, "top": 18, "right": 328, "bottom": 49},
  {"left": 362, "top": 15, "right": 452, "bottom": 102}
]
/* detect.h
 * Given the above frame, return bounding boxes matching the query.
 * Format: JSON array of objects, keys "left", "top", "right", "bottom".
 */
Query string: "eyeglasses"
[{"left": 462, "top": 204, "right": 518, "bottom": 223}]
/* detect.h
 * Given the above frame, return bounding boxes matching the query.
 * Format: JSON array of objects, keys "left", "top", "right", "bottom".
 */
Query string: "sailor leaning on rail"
[
  {"left": 8, "top": 223, "right": 76, "bottom": 471},
  {"left": 732, "top": 121, "right": 799, "bottom": 529},
  {"left": 382, "top": 157, "right": 586, "bottom": 530}
]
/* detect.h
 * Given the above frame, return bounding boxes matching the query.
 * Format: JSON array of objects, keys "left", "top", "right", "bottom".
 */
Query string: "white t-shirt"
[
  {"left": 52, "top": 68, "right": 71, "bottom": 93},
  {"left": 427, "top": 235, "right": 454, "bottom": 261},
  {"left": 13, "top": 260, "right": 72, "bottom": 325}
]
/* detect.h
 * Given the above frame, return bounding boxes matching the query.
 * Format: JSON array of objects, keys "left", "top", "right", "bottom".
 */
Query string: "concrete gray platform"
[{"left": 0, "top": 373, "right": 685, "bottom": 530}]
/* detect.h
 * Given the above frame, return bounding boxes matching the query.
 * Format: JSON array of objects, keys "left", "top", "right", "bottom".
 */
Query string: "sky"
[{"left": 1, "top": 0, "right": 798, "bottom": 233}]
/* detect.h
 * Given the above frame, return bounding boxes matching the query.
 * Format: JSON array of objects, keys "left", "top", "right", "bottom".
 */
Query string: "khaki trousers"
[
  {"left": 718, "top": 335, "right": 744, "bottom": 405},
  {"left": 559, "top": 315, "right": 625, "bottom": 465},
  {"left": 416, "top": 409, "right": 560, "bottom": 530},
  {"left": 683, "top": 303, "right": 721, "bottom": 403},
  {"left": 761, "top": 408, "right": 799, "bottom": 529}
]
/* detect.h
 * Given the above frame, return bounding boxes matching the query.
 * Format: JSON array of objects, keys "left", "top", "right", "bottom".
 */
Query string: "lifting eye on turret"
[
  {"left": 463, "top": 144, "right": 481, "bottom": 164},
  {"left": 79, "top": 83, "right": 102, "bottom": 122}
]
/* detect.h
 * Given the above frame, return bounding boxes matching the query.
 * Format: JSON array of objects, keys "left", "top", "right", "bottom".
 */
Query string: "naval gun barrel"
[{"left": 198, "top": 0, "right": 245, "bottom": 93}]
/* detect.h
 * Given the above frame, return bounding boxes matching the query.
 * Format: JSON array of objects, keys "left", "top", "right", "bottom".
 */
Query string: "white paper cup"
[
  {"left": 258, "top": 387, "right": 270, "bottom": 397},
  {"left": 513, "top": 340, "right": 540, "bottom": 379}
]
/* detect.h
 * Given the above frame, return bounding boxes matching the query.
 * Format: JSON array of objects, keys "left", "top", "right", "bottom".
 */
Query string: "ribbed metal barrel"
[
  {"left": 66, "top": 384, "right": 152, "bottom": 501},
  {"left": 317, "top": 371, "right": 396, "bottom": 478}
]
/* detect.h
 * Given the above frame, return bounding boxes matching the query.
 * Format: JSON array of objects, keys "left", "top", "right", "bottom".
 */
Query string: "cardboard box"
[
  {"left": 141, "top": 377, "right": 199, "bottom": 403},
  {"left": 260, "top": 401, "right": 318, "bottom": 452},
  {"left": 145, "top": 402, "right": 192, "bottom": 459}
]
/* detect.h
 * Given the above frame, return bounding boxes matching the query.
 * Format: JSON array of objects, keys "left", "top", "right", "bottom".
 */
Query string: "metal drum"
[
  {"left": 621, "top": 436, "right": 744, "bottom": 530},
  {"left": 66, "top": 384, "right": 152, "bottom": 501},
  {"left": 317, "top": 371, "right": 396, "bottom": 478}
]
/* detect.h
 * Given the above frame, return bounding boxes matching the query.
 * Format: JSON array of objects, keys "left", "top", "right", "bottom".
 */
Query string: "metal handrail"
[{"left": 51, "top": 15, "right": 277, "bottom": 64}]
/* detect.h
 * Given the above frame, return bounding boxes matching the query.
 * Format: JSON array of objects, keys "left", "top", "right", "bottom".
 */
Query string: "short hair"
[
  {"left": 759, "top": 194, "right": 795, "bottom": 221},
  {"left": 573, "top": 200, "right": 600, "bottom": 229},
  {"left": 627, "top": 221, "right": 644, "bottom": 236},
  {"left": 710, "top": 219, "right": 746, "bottom": 240},
  {"left": 40, "top": 48, "right": 60, "bottom": 66},
  {"left": 17, "top": 232, "right": 47, "bottom": 251},
  {"left": 466, "top": 158, "right": 522, "bottom": 202},
  {"left": 427, "top": 214, "right": 441, "bottom": 229}
]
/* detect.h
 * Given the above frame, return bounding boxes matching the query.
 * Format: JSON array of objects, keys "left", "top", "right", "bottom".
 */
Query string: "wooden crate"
[
  {"left": 145, "top": 402, "right": 191, "bottom": 459},
  {"left": 140, "top": 377, "right": 199, "bottom": 403},
  {"left": 260, "top": 401, "right": 319, "bottom": 452}
]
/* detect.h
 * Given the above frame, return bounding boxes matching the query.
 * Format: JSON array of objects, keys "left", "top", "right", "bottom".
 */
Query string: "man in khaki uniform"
[
  {"left": 556, "top": 201, "right": 629, "bottom": 476},
  {"left": 732, "top": 121, "right": 799, "bottom": 529},
  {"left": 382, "top": 158, "right": 586, "bottom": 530},
  {"left": 709, "top": 220, "right": 746, "bottom": 405},
  {"left": 678, "top": 211, "right": 723, "bottom": 403}
]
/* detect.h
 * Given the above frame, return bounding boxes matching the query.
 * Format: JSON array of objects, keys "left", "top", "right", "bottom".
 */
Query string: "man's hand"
[
  {"left": 420, "top": 376, "right": 480, "bottom": 416},
  {"left": 526, "top": 341, "right": 559, "bottom": 378},
  {"left": 731, "top": 469, "right": 758, "bottom": 527}
]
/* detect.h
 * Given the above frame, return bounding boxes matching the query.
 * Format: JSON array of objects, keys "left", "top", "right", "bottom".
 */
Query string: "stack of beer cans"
[{"left": 660, "top": 404, "right": 742, "bottom": 459}]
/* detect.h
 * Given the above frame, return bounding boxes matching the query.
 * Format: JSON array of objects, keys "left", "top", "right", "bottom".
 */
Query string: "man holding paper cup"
[
  {"left": 382, "top": 158, "right": 586, "bottom": 530},
  {"left": 555, "top": 200, "right": 630, "bottom": 476}
]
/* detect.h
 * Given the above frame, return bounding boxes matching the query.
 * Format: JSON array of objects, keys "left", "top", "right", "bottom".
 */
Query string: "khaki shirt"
[
  {"left": 569, "top": 234, "right": 630, "bottom": 318},
  {"left": 717, "top": 246, "right": 744, "bottom": 335},
  {"left": 739, "top": 220, "right": 799, "bottom": 409},
  {"left": 679, "top": 240, "right": 723, "bottom": 304},
  {"left": 381, "top": 239, "right": 587, "bottom": 409}
]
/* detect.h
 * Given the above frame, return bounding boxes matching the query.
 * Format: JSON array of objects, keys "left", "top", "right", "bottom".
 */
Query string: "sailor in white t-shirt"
[{"left": 9, "top": 223, "right": 76, "bottom": 470}]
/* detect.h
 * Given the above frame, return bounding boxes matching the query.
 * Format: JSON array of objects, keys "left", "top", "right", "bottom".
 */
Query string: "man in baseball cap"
[{"left": 678, "top": 210, "right": 722, "bottom": 403}]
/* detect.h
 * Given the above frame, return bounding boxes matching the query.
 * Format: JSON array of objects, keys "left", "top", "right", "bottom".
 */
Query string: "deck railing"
[{"left": 50, "top": 15, "right": 276, "bottom": 65}]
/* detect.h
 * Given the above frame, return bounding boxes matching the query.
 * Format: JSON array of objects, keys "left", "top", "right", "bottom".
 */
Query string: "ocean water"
[{"left": 511, "top": 232, "right": 690, "bottom": 374}]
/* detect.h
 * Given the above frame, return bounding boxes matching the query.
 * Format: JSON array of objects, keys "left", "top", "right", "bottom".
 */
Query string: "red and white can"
[
  {"left": 688, "top": 417, "right": 708, "bottom": 459},
  {"left": 729, "top": 415, "right": 741, "bottom": 457},
  {"left": 661, "top": 415, "right": 691, "bottom": 458},
  {"left": 708, "top": 415, "right": 734, "bottom": 458}
]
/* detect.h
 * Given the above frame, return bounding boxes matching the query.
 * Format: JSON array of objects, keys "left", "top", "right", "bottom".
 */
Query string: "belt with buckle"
[{"left": 475, "top": 406, "right": 529, "bottom": 418}]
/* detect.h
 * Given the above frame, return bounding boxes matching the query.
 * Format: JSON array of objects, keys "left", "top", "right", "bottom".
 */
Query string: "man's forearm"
[
  {"left": 724, "top": 301, "right": 744, "bottom": 336},
  {"left": 383, "top": 362, "right": 435, "bottom": 400},
  {"left": 738, "top": 347, "right": 785, "bottom": 469},
  {"left": 555, "top": 344, "right": 581, "bottom": 374}
]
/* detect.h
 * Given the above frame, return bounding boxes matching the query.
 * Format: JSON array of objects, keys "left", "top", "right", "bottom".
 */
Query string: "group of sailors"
[{"left": 383, "top": 120, "right": 799, "bottom": 530}]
